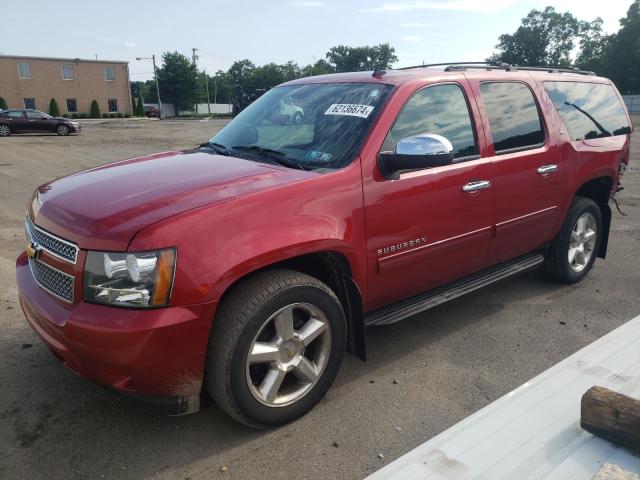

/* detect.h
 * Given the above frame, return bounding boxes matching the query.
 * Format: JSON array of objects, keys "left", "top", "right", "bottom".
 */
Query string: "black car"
[{"left": 0, "top": 109, "right": 81, "bottom": 137}]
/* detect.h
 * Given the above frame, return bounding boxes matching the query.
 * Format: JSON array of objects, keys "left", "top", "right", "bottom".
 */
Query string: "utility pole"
[
  {"left": 192, "top": 48, "right": 199, "bottom": 115},
  {"left": 204, "top": 72, "right": 211, "bottom": 115},
  {"left": 214, "top": 76, "right": 217, "bottom": 105},
  {"left": 152, "top": 54, "right": 162, "bottom": 119}
]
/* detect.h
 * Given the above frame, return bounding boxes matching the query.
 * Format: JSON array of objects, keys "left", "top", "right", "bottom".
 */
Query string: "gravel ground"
[{"left": 1, "top": 118, "right": 639, "bottom": 480}]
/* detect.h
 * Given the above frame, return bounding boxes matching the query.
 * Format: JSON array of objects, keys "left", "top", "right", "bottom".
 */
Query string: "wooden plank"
[{"left": 581, "top": 386, "right": 640, "bottom": 453}]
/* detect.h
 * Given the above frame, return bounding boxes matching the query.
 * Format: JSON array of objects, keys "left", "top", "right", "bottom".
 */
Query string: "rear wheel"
[
  {"left": 543, "top": 196, "right": 601, "bottom": 283},
  {"left": 0, "top": 125, "right": 11, "bottom": 137},
  {"left": 207, "top": 269, "right": 346, "bottom": 428},
  {"left": 56, "top": 124, "right": 70, "bottom": 136}
]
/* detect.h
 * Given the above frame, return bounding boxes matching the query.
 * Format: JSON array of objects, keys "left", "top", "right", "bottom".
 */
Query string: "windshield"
[{"left": 209, "top": 82, "right": 393, "bottom": 171}]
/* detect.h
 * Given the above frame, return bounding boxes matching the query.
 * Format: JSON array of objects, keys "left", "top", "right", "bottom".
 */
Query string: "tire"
[
  {"left": 292, "top": 112, "right": 303, "bottom": 125},
  {"left": 207, "top": 269, "right": 346, "bottom": 428},
  {"left": 0, "top": 124, "right": 11, "bottom": 137},
  {"left": 543, "top": 196, "right": 602, "bottom": 283},
  {"left": 56, "top": 124, "right": 70, "bottom": 136}
]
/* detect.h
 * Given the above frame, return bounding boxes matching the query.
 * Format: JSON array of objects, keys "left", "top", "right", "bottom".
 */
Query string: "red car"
[
  {"left": 16, "top": 63, "right": 631, "bottom": 427},
  {"left": 144, "top": 106, "right": 161, "bottom": 118}
]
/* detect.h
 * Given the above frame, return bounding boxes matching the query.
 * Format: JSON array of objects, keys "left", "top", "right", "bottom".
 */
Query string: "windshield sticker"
[
  {"left": 306, "top": 151, "right": 333, "bottom": 163},
  {"left": 324, "top": 104, "right": 374, "bottom": 118}
]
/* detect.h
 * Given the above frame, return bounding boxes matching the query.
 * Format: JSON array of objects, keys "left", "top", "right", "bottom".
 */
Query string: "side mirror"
[{"left": 378, "top": 133, "right": 454, "bottom": 180}]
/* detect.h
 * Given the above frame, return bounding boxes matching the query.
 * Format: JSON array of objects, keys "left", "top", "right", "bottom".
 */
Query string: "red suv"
[{"left": 16, "top": 63, "right": 631, "bottom": 427}]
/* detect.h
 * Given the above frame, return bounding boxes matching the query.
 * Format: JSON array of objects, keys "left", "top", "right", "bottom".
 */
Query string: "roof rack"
[{"left": 397, "top": 61, "right": 595, "bottom": 76}]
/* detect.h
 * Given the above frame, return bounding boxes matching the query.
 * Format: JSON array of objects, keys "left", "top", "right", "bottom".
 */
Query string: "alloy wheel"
[
  {"left": 0, "top": 125, "right": 10, "bottom": 136},
  {"left": 568, "top": 212, "right": 597, "bottom": 272},
  {"left": 245, "top": 302, "right": 332, "bottom": 407}
]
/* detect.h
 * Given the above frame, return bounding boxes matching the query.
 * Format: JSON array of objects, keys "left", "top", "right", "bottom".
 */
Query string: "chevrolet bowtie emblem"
[{"left": 26, "top": 242, "right": 41, "bottom": 260}]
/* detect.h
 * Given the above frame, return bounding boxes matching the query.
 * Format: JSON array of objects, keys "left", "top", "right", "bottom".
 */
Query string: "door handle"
[
  {"left": 537, "top": 164, "right": 558, "bottom": 174},
  {"left": 462, "top": 180, "right": 491, "bottom": 192}
]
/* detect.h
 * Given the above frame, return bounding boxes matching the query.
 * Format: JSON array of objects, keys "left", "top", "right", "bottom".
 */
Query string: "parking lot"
[{"left": 1, "top": 118, "right": 639, "bottom": 479}]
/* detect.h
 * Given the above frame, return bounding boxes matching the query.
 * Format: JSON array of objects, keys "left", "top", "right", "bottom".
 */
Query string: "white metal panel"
[{"left": 367, "top": 315, "right": 640, "bottom": 480}]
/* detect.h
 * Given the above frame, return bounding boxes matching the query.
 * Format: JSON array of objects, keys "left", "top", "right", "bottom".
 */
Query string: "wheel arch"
[
  {"left": 215, "top": 250, "right": 366, "bottom": 361},
  {"left": 574, "top": 175, "right": 613, "bottom": 259}
]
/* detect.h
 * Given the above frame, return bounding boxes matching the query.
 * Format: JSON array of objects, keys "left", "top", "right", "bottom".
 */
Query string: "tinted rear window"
[
  {"left": 543, "top": 82, "right": 631, "bottom": 141},
  {"left": 480, "top": 82, "right": 545, "bottom": 153}
]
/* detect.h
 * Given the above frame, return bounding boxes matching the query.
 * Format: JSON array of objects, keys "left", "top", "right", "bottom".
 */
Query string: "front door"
[
  {"left": 25, "top": 110, "right": 53, "bottom": 133},
  {"left": 471, "top": 80, "right": 567, "bottom": 263},
  {"left": 362, "top": 82, "right": 495, "bottom": 310}
]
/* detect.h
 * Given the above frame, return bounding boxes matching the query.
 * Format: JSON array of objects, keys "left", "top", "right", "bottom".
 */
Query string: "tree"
[
  {"left": 600, "top": 0, "right": 640, "bottom": 93},
  {"left": 326, "top": 43, "right": 398, "bottom": 72},
  {"left": 49, "top": 98, "right": 60, "bottom": 117},
  {"left": 575, "top": 18, "right": 610, "bottom": 70},
  {"left": 301, "top": 59, "right": 333, "bottom": 77},
  {"left": 227, "top": 59, "right": 257, "bottom": 88},
  {"left": 135, "top": 93, "right": 145, "bottom": 116},
  {"left": 156, "top": 51, "right": 198, "bottom": 114},
  {"left": 491, "top": 7, "right": 581, "bottom": 65},
  {"left": 0, "top": 97, "right": 7, "bottom": 109},
  {"left": 90, "top": 100, "right": 100, "bottom": 118}
]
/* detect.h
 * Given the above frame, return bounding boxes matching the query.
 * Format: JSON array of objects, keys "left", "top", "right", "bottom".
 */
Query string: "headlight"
[{"left": 83, "top": 249, "right": 176, "bottom": 307}]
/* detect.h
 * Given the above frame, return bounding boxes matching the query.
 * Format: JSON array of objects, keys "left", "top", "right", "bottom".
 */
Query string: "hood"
[{"left": 31, "top": 149, "right": 313, "bottom": 251}]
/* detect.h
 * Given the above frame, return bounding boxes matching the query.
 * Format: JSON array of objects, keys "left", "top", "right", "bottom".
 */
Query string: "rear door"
[
  {"left": 471, "top": 79, "right": 567, "bottom": 263},
  {"left": 6, "top": 110, "right": 28, "bottom": 132}
]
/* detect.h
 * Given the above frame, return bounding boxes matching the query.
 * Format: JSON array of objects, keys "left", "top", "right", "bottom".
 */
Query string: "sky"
[{"left": 0, "top": 0, "right": 633, "bottom": 81}]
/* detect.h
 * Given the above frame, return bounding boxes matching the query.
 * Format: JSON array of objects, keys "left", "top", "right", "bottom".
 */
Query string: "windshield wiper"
[
  {"left": 232, "top": 145, "right": 308, "bottom": 171},
  {"left": 200, "top": 141, "right": 230, "bottom": 156}
]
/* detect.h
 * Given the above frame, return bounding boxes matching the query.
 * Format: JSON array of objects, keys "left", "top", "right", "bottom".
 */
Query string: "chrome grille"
[
  {"left": 28, "top": 257, "right": 74, "bottom": 303},
  {"left": 25, "top": 216, "right": 78, "bottom": 263}
]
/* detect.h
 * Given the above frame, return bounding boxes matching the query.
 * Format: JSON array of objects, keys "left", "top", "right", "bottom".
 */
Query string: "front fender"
[{"left": 128, "top": 164, "right": 367, "bottom": 307}]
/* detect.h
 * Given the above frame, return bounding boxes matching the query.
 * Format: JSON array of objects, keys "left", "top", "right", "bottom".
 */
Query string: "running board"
[{"left": 365, "top": 253, "right": 544, "bottom": 327}]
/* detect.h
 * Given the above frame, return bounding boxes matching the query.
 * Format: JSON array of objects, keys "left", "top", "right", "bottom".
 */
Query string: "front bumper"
[{"left": 16, "top": 252, "right": 216, "bottom": 415}]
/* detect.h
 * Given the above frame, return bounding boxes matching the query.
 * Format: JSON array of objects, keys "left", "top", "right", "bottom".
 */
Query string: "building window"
[
  {"left": 105, "top": 66, "right": 115, "bottom": 81},
  {"left": 61, "top": 64, "right": 74, "bottom": 80},
  {"left": 66, "top": 98, "right": 77, "bottom": 113},
  {"left": 108, "top": 99, "right": 118, "bottom": 112},
  {"left": 24, "top": 98, "right": 36, "bottom": 109},
  {"left": 18, "top": 62, "right": 31, "bottom": 79}
]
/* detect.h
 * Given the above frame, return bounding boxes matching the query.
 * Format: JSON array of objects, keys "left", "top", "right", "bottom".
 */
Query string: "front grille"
[
  {"left": 25, "top": 216, "right": 78, "bottom": 263},
  {"left": 28, "top": 257, "right": 74, "bottom": 303}
]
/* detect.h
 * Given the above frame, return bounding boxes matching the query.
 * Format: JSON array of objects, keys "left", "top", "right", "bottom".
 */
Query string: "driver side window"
[{"left": 383, "top": 83, "right": 478, "bottom": 160}]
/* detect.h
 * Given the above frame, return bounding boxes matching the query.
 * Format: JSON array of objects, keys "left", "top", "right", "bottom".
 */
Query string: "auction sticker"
[{"left": 324, "top": 104, "right": 374, "bottom": 118}]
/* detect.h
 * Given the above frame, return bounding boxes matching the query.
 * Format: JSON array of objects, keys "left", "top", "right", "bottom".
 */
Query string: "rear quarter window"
[{"left": 543, "top": 81, "right": 631, "bottom": 141}]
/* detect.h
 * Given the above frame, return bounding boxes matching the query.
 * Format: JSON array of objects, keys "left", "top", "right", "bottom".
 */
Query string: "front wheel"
[
  {"left": 207, "top": 269, "right": 346, "bottom": 428},
  {"left": 0, "top": 124, "right": 11, "bottom": 137},
  {"left": 56, "top": 125, "right": 70, "bottom": 136},
  {"left": 292, "top": 112, "right": 303, "bottom": 125},
  {"left": 543, "top": 196, "right": 601, "bottom": 283}
]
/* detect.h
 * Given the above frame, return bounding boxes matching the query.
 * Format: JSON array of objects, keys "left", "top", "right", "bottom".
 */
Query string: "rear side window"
[
  {"left": 383, "top": 83, "right": 478, "bottom": 159},
  {"left": 480, "top": 82, "right": 544, "bottom": 153},
  {"left": 543, "top": 82, "right": 631, "bottom": 141}
]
